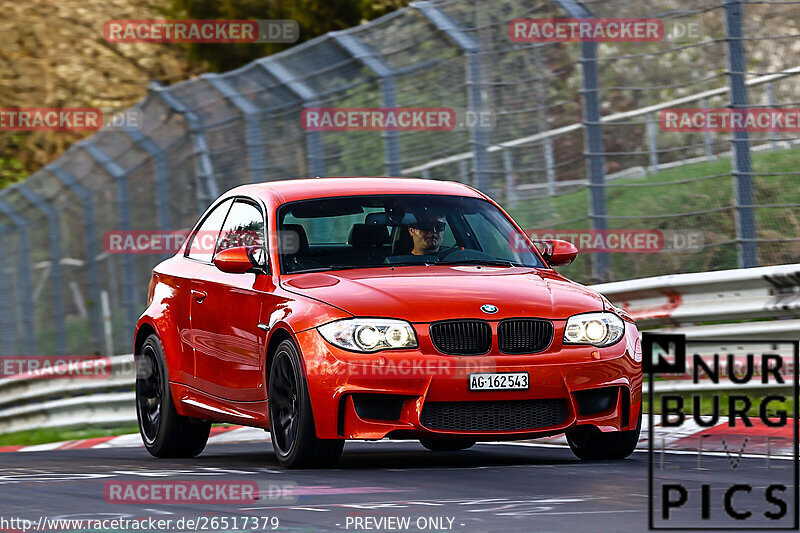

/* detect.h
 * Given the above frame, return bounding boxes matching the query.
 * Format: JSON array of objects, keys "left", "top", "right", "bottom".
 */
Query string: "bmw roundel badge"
[{"left": 481, "top": 304, "right": 498, "bottom": 314}]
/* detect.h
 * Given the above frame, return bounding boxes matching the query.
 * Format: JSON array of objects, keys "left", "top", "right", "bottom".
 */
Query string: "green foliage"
[
  {"left": 162, "top": 0, "right": 410, "bottom": 72},
  {"left": 0, "top": 135, "right": 30, "bottom": 189}
]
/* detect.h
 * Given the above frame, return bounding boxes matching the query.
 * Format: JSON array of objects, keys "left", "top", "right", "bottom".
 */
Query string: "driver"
[{"left": 408, "top": 212, "right": 447, "bottom": 256}]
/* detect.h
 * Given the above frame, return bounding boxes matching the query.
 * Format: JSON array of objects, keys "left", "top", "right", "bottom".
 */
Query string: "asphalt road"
[{"left": 0, "top": 440, "right": 795, "bottom": 533}]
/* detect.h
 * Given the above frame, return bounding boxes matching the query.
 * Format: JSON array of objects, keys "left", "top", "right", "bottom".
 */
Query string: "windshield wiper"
[
  {"left": 288, "top": 264, "right": 388, "bottom": 274},
  {"left": 285, "top": 266, "right": 334, "bottom": 273},
  {"left": 436, "top": 259, "right": 520, "bottom": 267},
  {"left": 328, "top": 264, "right": 385, "bottom": 270}
]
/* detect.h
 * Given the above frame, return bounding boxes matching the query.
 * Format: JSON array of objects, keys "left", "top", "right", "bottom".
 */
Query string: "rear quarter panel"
[{"left": 135, "top": 256, "right": 201, "bottom": 387}]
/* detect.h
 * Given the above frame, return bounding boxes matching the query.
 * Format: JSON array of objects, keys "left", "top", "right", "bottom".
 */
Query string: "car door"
[
  {"left": 190, "top": 197, "right": 272, "bottom": 402},
  {"left": 181, "top": 198, "right": 233, "bottom": 386}
]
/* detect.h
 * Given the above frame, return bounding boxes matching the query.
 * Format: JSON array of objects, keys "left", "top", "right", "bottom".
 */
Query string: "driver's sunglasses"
[{"left": 412, "top": 221, "right": 446, "bottom": 233}]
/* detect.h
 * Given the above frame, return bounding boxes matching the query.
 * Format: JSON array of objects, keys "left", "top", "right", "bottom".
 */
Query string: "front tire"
[
  {"left": 136, "top": 334, "right": 210, "bottom": 458},
  {"left": 268, "top": 339, "right": 343, "bottom": 468},
  {"left": 566, "top": 408, "right": 641, "bottom": 460}
]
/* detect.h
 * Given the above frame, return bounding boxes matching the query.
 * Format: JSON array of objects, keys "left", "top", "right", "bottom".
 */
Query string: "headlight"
[
  {"left": 318, "top": 319, "right": 418, "bottom": 353},
  {"left": 563, "top": 312, "right": 624, "bottom": 347}
]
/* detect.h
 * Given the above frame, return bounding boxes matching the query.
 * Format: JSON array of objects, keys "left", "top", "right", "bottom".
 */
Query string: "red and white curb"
[{"left": 0, "top": 419, "right": 792, "bottom": 456}]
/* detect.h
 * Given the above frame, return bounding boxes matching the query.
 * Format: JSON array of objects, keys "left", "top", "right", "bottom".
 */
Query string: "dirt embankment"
[{"left": 0, "top": 0, "right": 200, "bottom": 185}]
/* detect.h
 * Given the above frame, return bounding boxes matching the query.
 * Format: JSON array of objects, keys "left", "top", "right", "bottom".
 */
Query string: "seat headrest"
[
  {"left": 391, "top": 225, "right": 414, "bottom": 255},
  {"left": 364, "top": 213, "right": 385, "bottom": 225},
  {"left": 348, "top": 224, "right": 390, "bottom": 247},
  {"left": 280, "top": 224, "right": 309, "bottom": 255}
]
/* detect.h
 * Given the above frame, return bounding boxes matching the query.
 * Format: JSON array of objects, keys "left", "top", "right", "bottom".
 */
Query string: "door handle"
[{"left": 191, "top": 289, "right": 207, "bottom": 302}]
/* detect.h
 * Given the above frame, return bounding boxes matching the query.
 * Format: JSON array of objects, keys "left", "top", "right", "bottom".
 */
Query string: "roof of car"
[{"left": 227, "top": 177, "right": 486, "bottom": 203}]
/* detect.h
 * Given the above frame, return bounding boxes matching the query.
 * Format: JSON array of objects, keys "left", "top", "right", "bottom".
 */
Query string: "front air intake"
[
  {"left": 429, "top": 320, "right": 492, "bottom": 355},
  {"left": 420, "top": 399, "right": 567, "bottom": 431},
  {"left": 497, "top": 319, "right": 554, "bottom": 354}
]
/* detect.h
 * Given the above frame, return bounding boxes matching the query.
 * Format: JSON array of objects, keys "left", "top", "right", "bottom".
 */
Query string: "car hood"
[{"left": 280, "top": 266, "right": 604, "bottom": 322}]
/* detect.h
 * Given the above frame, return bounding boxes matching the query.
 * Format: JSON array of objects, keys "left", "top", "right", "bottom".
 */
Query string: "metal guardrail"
[
  {"left": 0, "top": 356, "right": 136, "bottom": 435},
  {"left": 595, "top": 262, "right": 800, "bottom": 334},
  {"left": 0, "top": 264, "right": 797, "bottom": 435},
  {"left": 0, "top": 355, "right": 135, "bottom": 409},
  {"left": 0, "top": 392, "right": 136, "bottom": 436}
]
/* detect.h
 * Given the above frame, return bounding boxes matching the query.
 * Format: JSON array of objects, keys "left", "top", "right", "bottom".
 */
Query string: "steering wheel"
[
  {"left": 436, "top": 246, "right": 461, "bottom": 260},
  {"left": 436, "top": 247, "right": 497, "bottom": 262}
]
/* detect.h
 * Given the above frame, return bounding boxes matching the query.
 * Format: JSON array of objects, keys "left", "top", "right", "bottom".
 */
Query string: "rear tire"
[
  {"left": 136, "top": 334, "right": 210, "bottom": 458},
  {"left": 268, "top": 339, "right": 344, "bottom": 468},
  {"left": 419, "top": 437, "right": 476, "bottom": 451},
  {"left": 566, "top": 407, "right": 641, "bottom": 460}
]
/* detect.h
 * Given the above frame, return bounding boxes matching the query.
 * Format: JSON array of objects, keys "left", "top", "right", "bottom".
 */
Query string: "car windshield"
[{"left": 277, "top": 194, "right": 546, "bottom": 274}]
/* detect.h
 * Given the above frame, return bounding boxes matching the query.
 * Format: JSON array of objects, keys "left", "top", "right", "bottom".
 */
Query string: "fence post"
[
  {"left": 81, "top": 141, "right": 139, "bottom": 347},
  {"left": 700, "top": 98, "right": 716, "bottom": 160},
  {"left": 0, "top": 226, "right": 13, "bottom": 356},
  {"left": 331, "top": 32, "right": 402, "bottom": 176},
  {"left": 766, "top": 81, "right": 778, "bottom": 151},
  {"left": 259, "top": 58, "right": 326, "bottom": 178},
  {"left": 123, "top": 129, "right": 172, "bottom": 261},
  {"left": 503, "top": 149, "right": 518, "bottom": 209},
  {"left": 0, "top": 199, "right": 35, "bottom": 354},
  {"left": 647, "top": 113, "right": 659, "bottom": 173},
  {"left": 149, "top": 82, "right": 219, "bottom": 214},
  {"left": 459, "top": 159, "right": 470, "bottom": 186},
  {"left": 204, "top": 74, "right": 267, "bottom": 183},
  {"left": 415, "top": 1, "right": 491, "bottom": 192},
  {"left": 0, "top": 221, "right": 15, "bottom": 355},
  {"left": 47, "top": 165, "right": 104, "bottom": 353},
  {"left": 544, "top": 136, "right": 556, "bottom": 197},
  {"left": 581, "top": 38, "right": 610, "bottom": 282},
  {"left": 725, "top": 0, "right": 757, "bottom": 268},
  {"left": 12, "top": 184, "right": 67, "bottom": 355},
  {"left": 551, "top": 0, "right": 609, "bottom": 282}
]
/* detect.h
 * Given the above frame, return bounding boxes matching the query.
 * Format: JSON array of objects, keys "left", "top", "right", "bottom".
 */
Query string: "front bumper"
[{"left": 295, "top": 320, "right": 642, "bottom": 440}]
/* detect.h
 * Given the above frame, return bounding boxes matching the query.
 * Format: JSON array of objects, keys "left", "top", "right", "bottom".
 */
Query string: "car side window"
[
  {"left": 216, "top": 200, "right": 265, "bottom": 255},
  {"left": 186, "top": 198, "right": 233, "bottom": 262}
]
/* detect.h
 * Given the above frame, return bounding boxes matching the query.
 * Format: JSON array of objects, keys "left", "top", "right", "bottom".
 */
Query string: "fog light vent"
[
  {"left": 352, "top": 394, "right": 407, "bottom": 422},
  {"left": 573, "top": 387, "right": 619, "bottom": 416}
]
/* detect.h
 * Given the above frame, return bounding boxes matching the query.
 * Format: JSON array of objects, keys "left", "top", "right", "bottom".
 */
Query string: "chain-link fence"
[{"left": 3, "top": 0, "right": 799, "bottom": 356}]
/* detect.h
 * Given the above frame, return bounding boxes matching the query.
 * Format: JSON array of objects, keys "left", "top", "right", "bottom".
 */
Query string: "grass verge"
[{"left": 0, "top": 425, "right": 140, "bottom": 447}]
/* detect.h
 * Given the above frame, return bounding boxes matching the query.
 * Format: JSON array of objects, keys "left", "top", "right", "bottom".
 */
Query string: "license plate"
[{"left": 469, "top": 372, "right": 529, "bottom": 391}]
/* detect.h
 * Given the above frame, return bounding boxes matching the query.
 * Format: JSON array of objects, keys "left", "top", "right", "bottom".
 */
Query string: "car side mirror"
[
  {"left": 540, "top": 239, "right": 578, "bottom": 266},
  {"left": 213, "top": 246, "right": 267, "bottom": 274}
]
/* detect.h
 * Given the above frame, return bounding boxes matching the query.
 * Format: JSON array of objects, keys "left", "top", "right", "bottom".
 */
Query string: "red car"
[{"left": 134, "top": 178, "right": 642, "bottom": 468}]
